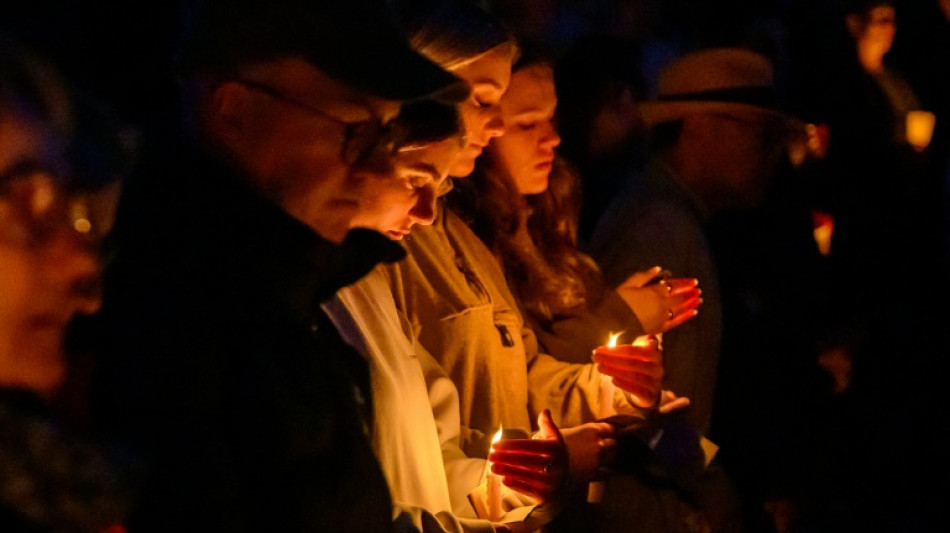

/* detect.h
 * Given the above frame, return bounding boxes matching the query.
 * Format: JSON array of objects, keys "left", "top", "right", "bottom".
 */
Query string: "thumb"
[
  {"left": 623, "top": 266, "right": 663, "bottom": 288},
  {"left": 536, "top": 409, "right": 561, "bottom": 441}
]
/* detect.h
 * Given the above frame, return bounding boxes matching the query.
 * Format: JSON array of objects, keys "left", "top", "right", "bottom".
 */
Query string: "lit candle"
[
  {"left": 906, "top": 110, "right": 936, "bottom": 152},
  {"left": 488, "top": 427, "right": 504, "bottom": 521},
  {"left": 599, "top": 333, "right": 622, "bottom": 416}
]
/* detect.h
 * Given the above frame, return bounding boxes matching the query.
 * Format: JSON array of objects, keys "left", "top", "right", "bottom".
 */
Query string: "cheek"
[
  {"left": 0, "top": 248, "right": 35, "bottom": 328},
  {"left": 362, "top": 184, "right": 414, "bottom": 223}
]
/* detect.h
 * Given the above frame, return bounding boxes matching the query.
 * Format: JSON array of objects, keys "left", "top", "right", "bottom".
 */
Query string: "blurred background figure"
[
  {"left": 590, "top": 47, "right": 811, "bottom": 533},
  {"left": 555, "top": 33, "right": 650, "bottom": 247},
  {"left": 0, "top": 35, "right": 130, "bottom": 533},
  {"left": 784, "top": 2, "right": 950, "bottom": 530}
]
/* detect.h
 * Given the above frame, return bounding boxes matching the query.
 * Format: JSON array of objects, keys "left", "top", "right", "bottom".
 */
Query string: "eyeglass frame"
[
  {"left": 0, "top": 160, "right": 118, "bottom": 251},
  {"left": 233, "top": 79, "right": 398, "bottom": 166}
]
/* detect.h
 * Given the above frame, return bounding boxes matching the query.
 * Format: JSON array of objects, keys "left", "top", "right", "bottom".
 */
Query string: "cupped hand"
[
  {"left": 560, "top": 422, "right": 616, "bottom": 481},
  {"left": 592, "top": 335, "right": 663, "bottom": 409},
  {"left": 615, "top": 266, "right": 702, "bottom": 334},
  {"left": 488, "top": 409, "right": 569, "bottom": 503}
]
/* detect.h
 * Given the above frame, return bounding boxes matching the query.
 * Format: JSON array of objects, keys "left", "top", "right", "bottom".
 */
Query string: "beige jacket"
[
  {"left": 382, "top": 204, "right": 644, "bottom": 459},
  {"left": 327, "top": 269, "right": 495, "bottom": 532}
]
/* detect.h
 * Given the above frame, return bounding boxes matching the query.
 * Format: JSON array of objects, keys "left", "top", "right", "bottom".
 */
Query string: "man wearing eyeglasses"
[{"left": 89, "top": 0, "right": 465, "bottom": 531}]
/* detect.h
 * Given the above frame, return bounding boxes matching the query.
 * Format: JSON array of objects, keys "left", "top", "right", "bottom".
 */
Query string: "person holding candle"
[
  {"left": 452, "top": 48, "right": 702, "bottom": 369},
  {"left": 451, "top": 46, "right": 730, "bottom": 533},
  {"left": 328, "top": 100, "right": 572, "bottom": 532},
  {"left": 384, "top": 0, "right": 657, "bottom": 509}
]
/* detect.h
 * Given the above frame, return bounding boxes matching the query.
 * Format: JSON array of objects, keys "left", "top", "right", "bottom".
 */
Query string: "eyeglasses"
[
  {"left": 0, "top": 160, "right": 118, "bottom": 250},
  {"left": 235, "top": 79, "right": 397, "bottom": 166}
]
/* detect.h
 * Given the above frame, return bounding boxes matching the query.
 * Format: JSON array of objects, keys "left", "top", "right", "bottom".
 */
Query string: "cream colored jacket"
[
  {"left": 381, "top": 204, "right": 645, "bottom": 460},
  {"left": 326, "top": 268, "right": 493, "bottom": 533}
]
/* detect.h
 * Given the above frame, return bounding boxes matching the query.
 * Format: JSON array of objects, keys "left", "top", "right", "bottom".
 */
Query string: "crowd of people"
[{"left": 1, "top": 0, "right": 948, "bottom": 532}]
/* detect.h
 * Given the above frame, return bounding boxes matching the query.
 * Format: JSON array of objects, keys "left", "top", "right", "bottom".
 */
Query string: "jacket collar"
[{"left": 119, "top": 143, "right": 405, "bottom": 321}]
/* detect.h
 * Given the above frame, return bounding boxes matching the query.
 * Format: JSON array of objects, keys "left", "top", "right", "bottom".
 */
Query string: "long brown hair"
[{"left": 450, "top": 55, "right": 606, "bottom": 328}]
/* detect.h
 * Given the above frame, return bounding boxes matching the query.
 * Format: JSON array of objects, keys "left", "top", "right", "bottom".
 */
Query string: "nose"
[
  {"left": 483, "top": 109, "right": 505, "bottom": 139},
  {"left": 41, "top": 230, "right": 103, "bottom": 315},
  {"left": 408, "top": 187, "right": 437, "bottom": 226},
  {"left": 541, "top": 122, "right": 561, "bottom": 150}
]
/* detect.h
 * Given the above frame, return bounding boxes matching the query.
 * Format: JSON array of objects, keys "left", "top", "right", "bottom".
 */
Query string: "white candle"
[
  {"left": 599, "top": 333, "right": 622, "bottom": 416},
  {"left": 488, "top": 428, "right": 504, "bottom": 521}
]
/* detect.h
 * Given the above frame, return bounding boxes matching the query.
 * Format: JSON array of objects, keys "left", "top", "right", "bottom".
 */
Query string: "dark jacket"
[
  {"left": 0, "top": 388, "right": 128, "bottom": 533},
  {"left": 90, "top": 141, "right": 403, "bottom": 532}
]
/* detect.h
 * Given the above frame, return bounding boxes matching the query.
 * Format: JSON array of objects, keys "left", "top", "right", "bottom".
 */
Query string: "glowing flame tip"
[{"left": 607, "top": 332, "right": 622, "bottom": 348}]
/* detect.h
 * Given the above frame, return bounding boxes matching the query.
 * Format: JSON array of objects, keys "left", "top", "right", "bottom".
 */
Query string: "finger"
[
  {"left": 500, "top": 477, "right": 551, "bottom": 503},
  {"left": 593, "top": 344, "right": 660, "bottom": 361},
  {"left": 658, "top": 397, "right": 691, "bottom": 414},
  {"left": 600, "top": 437, "right": 618, "bottom": 465},
  {"left": 666, "top": 287, "right": 701, "bottom": 303},
  {"left": 536, "top": 408, "right": 562, "bottom": 442},
  {"left": 666, "top": 277, "right": 699, "bottom": 292},
  {"left": 491, "top": 460, "right": 550, "bottom": 481},
  {"left": 671, "top": 295, "right": 703, "bottom": 315},
  {"left": 492, "top": 438, "right": 562, "bottom": 454},
  {"left": 624, "top": 266, "right": 664, "bottom": 288},
  {"left": 661, "top": 309, "right": 699, "bottom": 332},
  {"left": 591, "top": 422, "right": 615, "bottom": 438},
  {"left": 490, "top": 448, "right": 558, "bottom": 469},
  {"left": 594, "top": 355, "right": 663, "bottom": 376},
  {"left": 610, "top": 375, "right": 660, "bottom": 399}
]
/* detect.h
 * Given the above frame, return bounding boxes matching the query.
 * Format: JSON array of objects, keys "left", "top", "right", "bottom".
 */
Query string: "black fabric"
[
  {"left": 89, "top": 138, "right": 403, "bottom": 532},
  {"left": 0, "top": 388, "right": 128, "bottom": 532}
]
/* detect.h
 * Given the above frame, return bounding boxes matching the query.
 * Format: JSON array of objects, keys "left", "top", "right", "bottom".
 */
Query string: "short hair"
[
  {"left": 394, "top": 100, "right": 464, "bottom": 150},
  {"left": 0, "top": 35, "right": 72, "bottom": 138},
  {"left": 0, "top": 35, "right": 132, "bottom": 192}
]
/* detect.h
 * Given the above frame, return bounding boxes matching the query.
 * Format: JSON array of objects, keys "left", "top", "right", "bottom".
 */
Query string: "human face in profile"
[
  {"left": 0, "top": 109, "right": 103, "bottom": 398},
  {"left": 350, "top": 137, "right": 462, "bottom": 239},
  {"left": 489, "top": 63, "right": 561, "bottom": 195},
  {"left": 848, "top": 4, "right": 897, "bottom": 67},
  {"left": 217, "top": 58, "right": 402, "bottom": 243},
  {"left": 448, "top": 45, "right": 514, "bottom": 177}
]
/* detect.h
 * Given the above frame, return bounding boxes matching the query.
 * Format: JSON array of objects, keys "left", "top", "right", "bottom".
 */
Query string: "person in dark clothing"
[
  {"left": 87, "top": 0, "right": 464, "bottom": 530},
  {"left": 0, "top": 37, "right": 130, "bottom": 533}
]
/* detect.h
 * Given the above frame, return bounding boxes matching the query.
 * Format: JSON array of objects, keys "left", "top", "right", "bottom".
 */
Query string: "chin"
[{"left": 522, "top": 176, "right": 549, "bottom": 195}]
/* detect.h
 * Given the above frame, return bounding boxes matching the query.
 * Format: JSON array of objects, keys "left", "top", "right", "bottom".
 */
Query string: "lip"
[
  {"left": 26, "top": 312, "right": 71, "bottom": 331},
  {"left": 386, "top": 229, "right": 410, "bottom": 239},
  {"left": 465, "top": 143, "right": 486, "bottom": 155}
]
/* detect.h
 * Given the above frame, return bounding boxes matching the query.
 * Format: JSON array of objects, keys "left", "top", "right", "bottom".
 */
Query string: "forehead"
[
  {"left": 0, "top": 110, "right": 59, "bottom": 172},
  {"left": 867, "top": 5, "right": 896, "bottom": 22},
  {"left": 451, "top": 46, "right": 514, "bottom": 92},
  {"left": 238, "top": 57, "right": 401, "bottom": 122},
  {"left": 396, "top": 137, "right": 462, "bottom": 176},
  {"left": 503, "top": 65, "right": 556, "bottom": 112}
]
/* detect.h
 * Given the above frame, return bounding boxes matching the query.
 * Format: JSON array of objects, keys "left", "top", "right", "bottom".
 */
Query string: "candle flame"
[
  {"left": 491, "top": 427, "right": 503, "bottom": 444},
  {"left": 607, "top": 332, "right": 622, "bottom": 348}
]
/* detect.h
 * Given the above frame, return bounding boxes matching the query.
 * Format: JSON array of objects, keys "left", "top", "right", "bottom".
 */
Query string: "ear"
[{"left": 207, "top": 81, "right": 250, "bottom": 136}]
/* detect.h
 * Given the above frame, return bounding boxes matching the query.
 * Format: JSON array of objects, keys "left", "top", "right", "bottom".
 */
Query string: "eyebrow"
[
  {"left": 403, "top": 162, "right": 440, "bottom": 181},
  {"left": 470, "top": 78, "right": 504, "bottom": 90}
]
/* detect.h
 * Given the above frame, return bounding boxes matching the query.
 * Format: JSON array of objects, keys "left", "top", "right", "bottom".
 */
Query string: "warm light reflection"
[
  {"left": 906, "top": 110, "right": 936, "bottom": 152},
  {"left": 607, "top": 332, "right": 622, "bottom": 348},
  {"left": 491, "top": 427, "right": 503, "bottom": 447},
  {"left": 812, "top": 211, "right": 834, "bottom": 257}
]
